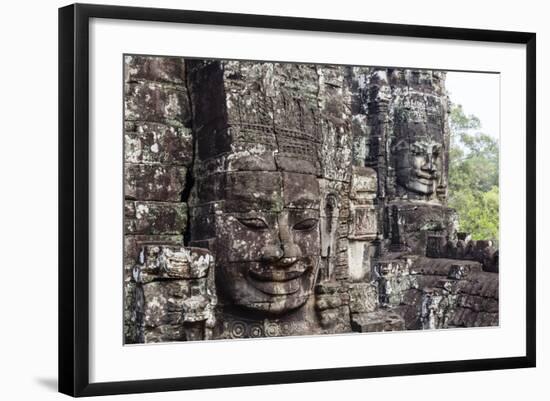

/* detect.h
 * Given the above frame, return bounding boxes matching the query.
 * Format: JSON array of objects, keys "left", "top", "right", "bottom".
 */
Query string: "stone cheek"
[{"left": 213, "top": 213, "right": 284, "bottom": 263}]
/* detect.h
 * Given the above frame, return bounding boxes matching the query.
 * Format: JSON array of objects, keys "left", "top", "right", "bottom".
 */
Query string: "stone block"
[
  {"left": 282, "top": 172, "right": 320, "bottom": 209},
  {"left": 138, "top": 246, "right": 214, "bottom": 281},
  {"left": 348, "top": 205, "right": 377, "bottom": 240},
  {"left": 348, "top": 282, "right": 378, "bottom": 313},
  {"left": 124, "top": 281, "right": 138, "bottom": 344},
  {"left": 125, "top": 163, "right": 187, "bottom": 202},
  {"left": 351, "top": 310, "right": 405, "bottom": 332},
  {"left": 124, "top": 234, "right": 183, "bottom": 271},
  {"left": 125, "top": 82, "right": 190, "bottom": 125},
  {"left": 125, "top": 55, "right": 186, "bottom": 84},
  {"left": 141, "top": 280, "right": 188, "bottom": 341},
  {"left": 349, "top": 166, "right": 377, "bottom": 201},
  {"left": 386, "top": 203, "right": 457, "bottom": 255},
  {"left": 374, "top": 258, "right": 411, "bottom": 278},
  {"left": 125, "top": 122, "right": 193, "bottom": 166},
  {"left": 133, "top": 245, "right": 217, "bottom": 343},
  {"left": 224, "top": 171, "right": 284, "bottom": 212},
  {"left": 125, "top": 201, "right": 187, "bottom": 235},
  {"left": 410, "top": 257, "right": 482, "bottom": 277}
]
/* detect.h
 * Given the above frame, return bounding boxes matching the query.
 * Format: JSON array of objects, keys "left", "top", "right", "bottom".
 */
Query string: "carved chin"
[
  {"left": 244, "top": 293, "right": 311, "bottom": 315},
  {"left": 219, "top": 260, "right": 318, "bottom": 315},
  {"left": 407, "top": 179, "right": 435, "bottom": 195}
]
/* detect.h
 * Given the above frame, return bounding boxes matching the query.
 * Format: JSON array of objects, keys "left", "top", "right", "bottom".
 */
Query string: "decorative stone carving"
[
  {"left": 131, "top": 246, "right": 216, "bottom": 342},
  {"left": 123, "top": 57, "right": 499, "bottom": 343},
  {"left": 385, "top": 202, "right": 458, "bottom": 255}
]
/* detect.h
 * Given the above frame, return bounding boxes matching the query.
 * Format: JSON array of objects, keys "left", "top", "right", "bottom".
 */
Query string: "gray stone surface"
[{"left": 123, "top": 56, "right": 499, "bottom": 343}]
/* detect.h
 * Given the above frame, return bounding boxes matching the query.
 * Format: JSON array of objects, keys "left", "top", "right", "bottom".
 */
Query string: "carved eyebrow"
[{"left": 410, "top": 142, "right": 441, "bottom": 152}]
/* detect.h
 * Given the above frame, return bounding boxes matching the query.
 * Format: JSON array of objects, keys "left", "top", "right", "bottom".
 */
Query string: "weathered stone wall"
[
  {"left": 123, "top": 56, "right": 193, "bottom": 343},
  {"left": 372, "top": 256, "right": 498, "bottom": 331},
  {"left": 123, "top": 56, "right": 499, "bottom": 343}
]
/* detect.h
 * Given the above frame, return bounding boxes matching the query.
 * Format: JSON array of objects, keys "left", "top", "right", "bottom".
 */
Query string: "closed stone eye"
[
  {"left": 237, "top": 217, "right": 269, "bottom": 229},
  {"left": 293, "top": 218, "right": 318, "bottom": 231}
]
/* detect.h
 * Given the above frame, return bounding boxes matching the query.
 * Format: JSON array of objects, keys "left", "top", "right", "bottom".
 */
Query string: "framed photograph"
[{"left": 58, "top": 3, "right": 536, "bottom": 397}]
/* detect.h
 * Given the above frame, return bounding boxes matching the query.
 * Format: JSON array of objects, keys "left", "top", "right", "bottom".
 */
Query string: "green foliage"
[{"left": 448, "top": 104, "right": 499, "bottom": 240}]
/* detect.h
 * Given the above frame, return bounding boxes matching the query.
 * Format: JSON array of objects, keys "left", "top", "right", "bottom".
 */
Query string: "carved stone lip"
[
  {"left": 248, "top": 262, "right": 308, "bottom": 282},
  {"left": 247, "top": 276, "right": 302, "bottom": 295},
  {"left": 413, "top": 172, "right": 436, "bottom": 183},
  {"left": 247, "top": 261, "right": 309, "bottom": 295}
]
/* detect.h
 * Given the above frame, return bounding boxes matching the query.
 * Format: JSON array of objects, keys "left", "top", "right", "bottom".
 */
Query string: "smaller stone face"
[{"left": 393, "top": 137, "right": 443, "bottom": 197}]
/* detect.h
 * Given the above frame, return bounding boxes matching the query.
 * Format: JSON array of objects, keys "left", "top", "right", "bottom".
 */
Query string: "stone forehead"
[
  {"left": 194, "top": 170, "right": 320, "bottom": 212},
  {"left": 392, "top": 137, "right": 443, "bottom": 152}
]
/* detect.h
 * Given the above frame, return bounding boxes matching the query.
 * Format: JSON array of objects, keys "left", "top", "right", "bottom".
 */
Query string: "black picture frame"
[{"left": 58, "top": 3, "right": 536, "bottom": 397}]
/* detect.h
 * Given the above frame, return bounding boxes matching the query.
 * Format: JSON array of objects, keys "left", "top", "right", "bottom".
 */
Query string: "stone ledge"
[{"left": 351, "top": 310, "right": 405, "bottom": 333}]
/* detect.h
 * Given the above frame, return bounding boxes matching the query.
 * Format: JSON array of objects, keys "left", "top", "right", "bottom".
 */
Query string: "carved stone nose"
[
  {"left": 422, "top": 157, "right": 435, "bottom": 172},
  {"left": 275, "top": 257, "right": 298, "bottom": 267},
  {"left": 260, "top": 245, "right": 284, "bottom": 263}
]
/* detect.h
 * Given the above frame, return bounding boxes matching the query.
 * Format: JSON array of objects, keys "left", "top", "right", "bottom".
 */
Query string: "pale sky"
[{"left": 445, "top": 71, "right": 500, "bottom": 140}]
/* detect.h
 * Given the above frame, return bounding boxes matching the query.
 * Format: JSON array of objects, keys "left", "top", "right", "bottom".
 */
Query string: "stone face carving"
[
  {"left": 186, "top": 61, "right": 325, "bottom": 318},
  {"left": 209, "top": 170, "right": 322, "bottom": 314},
  {"left": 393, "top": 138, "right": 443, "bottom": 197},
  {"left": 183, "top": 60, "right": 359, "bottom": 337},
  {"left": 123, "top": 57, "right": 499, "bottom": 343}
]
